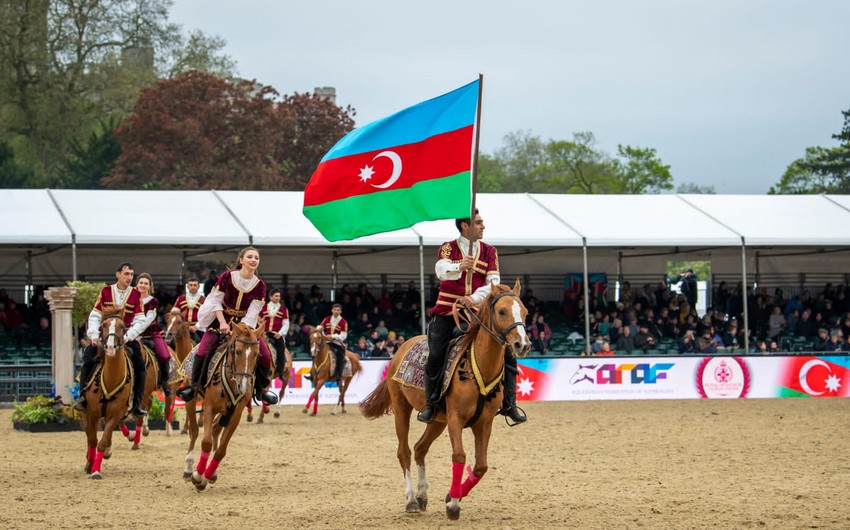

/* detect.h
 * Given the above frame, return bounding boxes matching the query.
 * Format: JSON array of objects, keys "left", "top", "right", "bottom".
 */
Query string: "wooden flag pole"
[{"left": 467, "top": 73, "right": 484, "bottom": 255}]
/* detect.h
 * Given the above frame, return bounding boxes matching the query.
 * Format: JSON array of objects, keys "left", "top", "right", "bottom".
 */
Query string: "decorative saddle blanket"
[
  {"left": 179, "top": 341, "right": 228, "bottom": 386},
  {"left": 141, "top": 343, "right": 181, "bottom": 385},
  {"left": 391, "top": 336, "right": 466, "bottom": 399}
]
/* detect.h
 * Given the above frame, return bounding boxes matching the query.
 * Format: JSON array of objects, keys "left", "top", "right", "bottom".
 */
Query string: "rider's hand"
[
  {"left": 459, "top": 256, "right": 474, "bottom": 272},
  {"left": 90, "top": 337, "right": 100, "bottom": 347},
  {"left": 219, "top": 322, "right": 231, "bottom": 335},
  {"left": 459, "top": 296, "right": 474, "bottom": 307}
]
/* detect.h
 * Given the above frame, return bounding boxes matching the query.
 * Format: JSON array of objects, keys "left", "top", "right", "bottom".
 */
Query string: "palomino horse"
[
  {"left": 162, "top": 310, "right": 196, "bottom": 435},
  {"left": 82, "top": 312, "right": 134, "bottom": 479},
  {"left": 186, "top": 321, "right": 265, "bottom": 491},
  {"left": 247, "top": 339, "right": 292, "bottom": 423},
  {"left": 360, "top": 280, "right": 530, "bottom": 520},
  {"left": 304, "top": 327, "right": 362, "bottom": 416}
]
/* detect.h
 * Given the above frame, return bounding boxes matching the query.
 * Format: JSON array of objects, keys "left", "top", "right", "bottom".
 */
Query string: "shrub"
[
  {"left": 148, "top": 394, "right": 166, "bottom": 421},
  {"left": 12, "top": 395, "right": 76, "bottom": 424}
]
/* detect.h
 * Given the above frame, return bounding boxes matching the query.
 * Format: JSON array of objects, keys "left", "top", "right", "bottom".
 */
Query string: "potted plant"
[
  {"left": 125, "top": 395, "right": 178, "bottom": 431},
  {"left": 12, "top": 395, "right": 80, "bottom": 432}
]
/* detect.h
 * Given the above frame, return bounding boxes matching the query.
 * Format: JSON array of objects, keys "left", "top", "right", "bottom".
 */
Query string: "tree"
[
  {"left": 61, "top": 119, "right": 121, "bottom": 189},
  {"left": 0, "top": 141, "right": 33, "bottom": 188},
  {"left": 0, "top": 0, "right": 234, "bottom": 186},
  {"left": 771, "top": 109, "right": 850, "bottom": 194},
  {"left": 274, "top": 93, "right": 356, "bottom": 190},
  {"left": 676, "top": 182, "right": 716, "bottom": 194},
  {"left": 535, "top": 132, "right": 618, "bottom": 193},
  {"left": 613, "top": 145, "right": 673, "bottom": 194},
  {"left": 107, "top": 71, "right": 356, "bottom": 190}
]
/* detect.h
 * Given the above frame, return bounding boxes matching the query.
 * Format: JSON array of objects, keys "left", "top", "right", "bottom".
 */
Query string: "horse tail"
[{"left": 359, "top": 377, "right": 392, "bottom": 419}]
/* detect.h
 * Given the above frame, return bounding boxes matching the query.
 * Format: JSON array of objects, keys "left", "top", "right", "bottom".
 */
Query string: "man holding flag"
[{"left": 417, "top": 209, "right": 527, "bottom": 425}]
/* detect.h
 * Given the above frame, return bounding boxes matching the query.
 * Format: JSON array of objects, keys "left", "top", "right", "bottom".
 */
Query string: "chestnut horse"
[
  {"left": 360, "top": 280, "right": 530, "bottom": 520},
  {"left": 304, "top": 327, "right": 362, "bottom": 416},
  {"left": 247, "top": 339, "right": 292, "bottom": 423},
  {"left": 82, "top": 312, "right": 134, "bottom": 479},
  {"left": 162, "top": 310, "right": 196, "bottom": 435},
  {"left": 118, "top": 347, "right": 159, "bottom": 449},
  {"left": 186, "top": 322, "right": 265, "bottom": 491}
]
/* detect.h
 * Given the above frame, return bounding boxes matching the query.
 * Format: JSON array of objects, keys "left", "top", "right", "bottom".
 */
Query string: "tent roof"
[{"left": 4, "top": 189, "right": 850, "bottom": 249}]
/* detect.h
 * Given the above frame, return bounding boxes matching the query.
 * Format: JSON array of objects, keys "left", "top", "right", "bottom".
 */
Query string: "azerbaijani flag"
[{"left": 303, "top": 79, "right": 480, "bottom": 242}]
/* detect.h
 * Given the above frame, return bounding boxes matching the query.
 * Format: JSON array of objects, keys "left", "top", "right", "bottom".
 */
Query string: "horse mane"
[{"left": 456, "top": 283, "right": 510, "bottom": 353}]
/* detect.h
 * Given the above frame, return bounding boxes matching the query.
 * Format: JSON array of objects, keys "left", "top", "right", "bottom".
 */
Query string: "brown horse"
[
  {"left": 186, "top": 321, "right": 265, "bottom": 491},
  {"left": 82, "top": 312, "right": 134, "bottom": 479},
  {"left": 360, "top": 280, "right": 530, "bottom": 520},
  {"left": 247, "top": 339, "right": 292, "bottom": 423},
  {"left": 162, "top": 310, "right": 196, "bottom": 435},
  {"left": 118, "top": 346, "right": 159, "bottom": 448},
  {"left": 304, "top": 327, "right": 362, "bottom": 416}
]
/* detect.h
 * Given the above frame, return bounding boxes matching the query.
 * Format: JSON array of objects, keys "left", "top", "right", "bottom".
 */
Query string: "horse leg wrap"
[
  {"left": 92, "top": 451, "right": 105, "bottom": 473},
  {"left": 460, "top": 465, "right": 480, "bottom": 498},
  {"left": 86, "top": 446, "right": 96, "bottom": 464},
  {"left": 120, "top": 424, "right": 130, "bottom": 437},
  {"left": 204, "top": 458, "right": 221, "bottom": 480},
  {"left": 133, "top": 426, "right": 143, "bottom": 444},
  {"left": 168, "top": 402, "right": 175, "bottom": 423},
  {"left": 196, "top": 450, "right": 210, "bottom": 474},
  {"left": 450, "top": 461, "right": 464, "bottom": 499}
]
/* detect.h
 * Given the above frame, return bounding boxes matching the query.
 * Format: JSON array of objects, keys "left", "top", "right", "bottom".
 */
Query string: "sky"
[{"left": 168, "top": 0, "right": 850, "bottom": 194}]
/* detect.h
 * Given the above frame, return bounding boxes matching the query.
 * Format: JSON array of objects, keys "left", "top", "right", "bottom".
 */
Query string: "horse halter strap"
[{"left": 101, "top": 314, "right": 125, "bottom": 349}]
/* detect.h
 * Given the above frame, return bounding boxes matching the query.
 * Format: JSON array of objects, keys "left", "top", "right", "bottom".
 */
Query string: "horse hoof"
[
  {"left": 104, "top": 448, "right": 113, "bottom": 460},
  {"left": 417, "top": 495, "right": 428, "bottom": 511},
  {"left": 142, "top": 427, "right": 149, "bottom": 436},
  {"left": 194, "top": 482, "right": 207, "bottom": 492},
  {"left": 446, "top": 506, "right": 461, "bottom": 520},
  {"left": 330, "top": 411, "right": 336, "bottom": 416},
  {"left": 310, "top": 411, "right": 317, "bottom": 417},
  {"left": 301, "top": 409, "right": 308, "bottom": 414},
  {"left": 273, "top": 411, "right": 280, "bottom": 418},
  {"left": 257, "top": 418, "right": 263, "bottom": 424},
  {"left": 131, "top": 444, "right": 140, "bottom": 451},
  {"left": 182, "top": 471, "right": 193, "bottom": 481},
  {"left": 341, "top": 409, "right": 347, "bottom": 414},
  {"left": 405, "top": 501, "right": 421, "bottom": 513},
  {"left": 90, "top": 472, "right": 102, "bottom": 480},
  {"left": 246, "top": 415, "right": 253, "bottom": 422},
  {"left": 207, "top": 473, "right": 218, "bottom": 484}
]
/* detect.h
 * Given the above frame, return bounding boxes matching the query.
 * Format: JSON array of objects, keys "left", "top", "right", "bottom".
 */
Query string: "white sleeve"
[
  {"left": 126, "top": 312, "right": 147, "bottom": 341},
  {"left": 140, "top": 310, "right": 156, "bottom": 332},
  {"left": 470, "top": 273, "right": 501, "bottom": 305},
  {"left": 242, "top": 299, "right": 264, "bottom": 329},
  {"left": 197, "top": 289, "right": 224, "bottom": 329},
  {"left": 87, "top": 309, "right": 102, "bottom": 339},
  {"left": 278, "top": 318, "right": 290, "bottom": 336},
  {"left": 333, "top": 329, "right": 348, "bottom": 342},
  {"left": 435, "top": 258, "right": 462, "bottom": 281}
]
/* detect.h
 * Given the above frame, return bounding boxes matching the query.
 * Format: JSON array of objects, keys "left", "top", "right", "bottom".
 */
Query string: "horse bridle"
[
  {"left": 461, "top": 291, "right": 525, "bottom": 347},
  {"left": 101, "top": 314, "right": 126, "bottom": 348},
  {"left": 227, "top": 334, "right": 260, "bottom": 379}
]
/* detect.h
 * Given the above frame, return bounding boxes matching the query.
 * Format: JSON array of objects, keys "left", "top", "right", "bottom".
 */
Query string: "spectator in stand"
[
  {"left": 591, "top": 333, "right": 606, "bottom": 354},
  {"left": 678, "top": 330, "right": 697, "bottom": 354},
  {"left": 722, "top": 318, "right": 743, "bottom": 349},
  {"left": 615, "top": 325, "right": 635, "bottom": 354},
  {"left": 785, "top": 308, "right": 800, "bottom": 336},
  {"left": 767, "top": 305, "right": 786, "bottom": 339},
  {"left": 30, "top": 316, "right": 51, "bottom": 349},
  {"left": 203, "top": 269, "right": 219, "bottom": 297},
  {"left": 353, "top": 336, "right": 373, "bottom": 358},
  {"left": 529, "top": 313, "right": 551, "bottom": 354},
  {"left": 372, "top": 337, "right": 389, "bottom": 357},
  {"left": 284, "top": 323, "right": 304, "bottom": 353},
  {"left": 841, "top": 314, "right": 850, "bottom": 339},
  {"left": 375, "top": 319, "right": 389, "bottom": 339},
  {"left": 353, "top": 311, "right": 373, "bottom": 336},
  {"left": 815, "top": 328, "right": 830, "bottom": 350},
  {"left": 698, "top": 329, "right": 717, "bottom": 354},
  {"left": 619, "top": 281, "right": 634, "bottom": 306},
  {"left": 672, "top": 269, "right": 698, "bottom": 308},
  {"left": 795, "top": 308, "right": 817, "bottom": 338},
  {"left": 823, "top": 329, "right": 844, "bottom": 353},
  {"left": 634, "top": 320, "right": 657, "bottom": 353},
  {"left": 597, "top": 341, "right": 615, "bottom": 356},
  {"left": 754, "top": 339, "right": 768, "bottom": 354},
  {"left": 768, "top": 339, "right": 781, "bottom": 354},
  {"left": 714, "top": 281, "right": 730, "bottom": 314}
]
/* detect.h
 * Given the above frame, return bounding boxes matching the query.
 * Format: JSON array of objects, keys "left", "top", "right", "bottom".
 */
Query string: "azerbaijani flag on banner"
[{"left": 303, "top": 79, "right": 479, "bottom": 242}]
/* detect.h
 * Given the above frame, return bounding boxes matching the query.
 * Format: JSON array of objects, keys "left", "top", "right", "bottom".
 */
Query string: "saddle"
[
  {"left": 140, "top": 343, "right": 181, "bottom": 386},
  {"left": 83, "top": 352, "right": 134, "bottom": 401},
  {"left": 392, "top": 336, "right": 466, "bottom": 400}
]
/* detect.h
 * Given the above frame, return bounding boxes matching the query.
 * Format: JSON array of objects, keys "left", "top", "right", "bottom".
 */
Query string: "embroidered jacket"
[
  {"left": 197, "top": 270, "right": 266, "bottom": 330},
  {"left": 260, "top": 302, "right": 290, "bottom": 335},
  {"left": 431, "top": 237, "right": 500, "bottom": 316}
]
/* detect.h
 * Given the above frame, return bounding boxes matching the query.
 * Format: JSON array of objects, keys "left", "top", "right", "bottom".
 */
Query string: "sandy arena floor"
[{"left": 1, "top": 398, "right": 849, "bottom": 529}]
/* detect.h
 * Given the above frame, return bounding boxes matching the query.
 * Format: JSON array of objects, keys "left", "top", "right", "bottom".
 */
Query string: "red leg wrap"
[
  {"left": 204, "top": 458, "right": 221, "bottom": 479},
  {"left": 120, "top": 424, "right": 130, "bottom": 437},
  {"left": 168, "top": 402, "right": 175, "bottom": 423},
  {"left": 450, "top": 461, "right": 464, "bottom": 499},
  {"left": 133, "top": 426, "right": 142, "bottom": 444},
  {"left": 92, "top": 451, "right": 105, "bottom": 473},
  {"left": 196, "top": 450, "right": 210, "bottom": 474},
  {"left": 87, "top": 446, "right": 95, "bottom": 464},
  {"left": 460, "top": 465, "right": 481, "bottom": 498}
]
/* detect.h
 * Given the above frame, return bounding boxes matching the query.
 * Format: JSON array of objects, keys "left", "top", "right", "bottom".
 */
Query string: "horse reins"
[{"left": 453, "top": 291, "right": 525, "bottom": 347}]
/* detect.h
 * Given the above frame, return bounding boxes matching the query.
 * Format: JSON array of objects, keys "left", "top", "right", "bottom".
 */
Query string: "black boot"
[
  {"left": 157, "top": 358, "right": 172, "bottom": 397},
  {"left": 73, "top": 358, "right": 97, "bottom": 411},
  {"left": 254, "top": 366, "right": 278, "bottom": 405},
  {"left": 500, "top": 359, "right": 526, "bottom": 424},
  {"left": 131, "top": 368, "right": 148, "bottom": 416},
  {"left": 417, "top": 375, "right": 439, "bottom": 423},
  {"left": 177, "top": 357, "right": 204, "bottom": 401}
]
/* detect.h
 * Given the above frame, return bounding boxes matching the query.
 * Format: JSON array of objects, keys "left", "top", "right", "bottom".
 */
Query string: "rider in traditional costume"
[
  {"left": 136, "top": 273, "right": 173, "bottom": 398},
  {"left": 176, "top": 247, "right": 277, "bottom": 405},
  {"left": 174, "top": 277, "right": 205, "bottom": 343},
  {"left": 259, "top": 288, "right": 289, "bottom": 375},
  {"left": 310, "top": 303, "right": 348, "bottom": 381},
  {"left": 74, "top": 262, "right": 149, "bottom": 416},
  {"left": 418, "top": 209, "right": 527, "bottom": 424}
]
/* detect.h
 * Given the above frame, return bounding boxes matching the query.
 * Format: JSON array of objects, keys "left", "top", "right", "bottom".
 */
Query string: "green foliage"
[
  {"left": 60, "top": 119, "right": 121, "bottom": 188},
  {"left": 667, "top": 260, "right": 711, "bottom": 281},
  {"left": 771, "top": 108, "right": 850, "bottom": 194},
  {"left": 12, "top": 395, "right": 76, "bottom": 424},
  {"left": 0, "top": 141, "right": 34, "bottom": 188},
  {"left": 677, "top": 182, "right": 716, "bottom": 194},
  {"left": 67, "top": 281, "right": 106, "bottom": 328},
  {"left": 147, "top": 394, "right": 166, "bottom": 421}
]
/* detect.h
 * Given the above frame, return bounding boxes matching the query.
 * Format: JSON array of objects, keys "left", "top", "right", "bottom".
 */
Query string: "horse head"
[
  {"left": 162, "top": 308, "right": 185, "bottom": 342},
  {"left": 99, "top": 312, "right": 126, "bottom": 357},
  {"left": 476, "top": 279, "right": 531, "bottom": 359},
  {"left": 228, "top": 321, "right": 264, "bottom": 397},
  {"left": 308, "top": 326, "right": 327, "bottom": 359}
]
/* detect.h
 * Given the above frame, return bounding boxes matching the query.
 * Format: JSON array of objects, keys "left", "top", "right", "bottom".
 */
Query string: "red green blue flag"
[{"left": 303, "top": 79, "right": 479, "bottom": 242}]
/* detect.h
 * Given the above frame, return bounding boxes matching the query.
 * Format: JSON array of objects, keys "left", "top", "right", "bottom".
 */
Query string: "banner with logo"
[{"left": 227, "top": 355, "right": 850, "bottom": 406}]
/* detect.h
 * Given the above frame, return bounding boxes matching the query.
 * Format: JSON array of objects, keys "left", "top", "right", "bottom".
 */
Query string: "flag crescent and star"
[{"left": 303, "top": 78, "right": 480, "bottom": 242}]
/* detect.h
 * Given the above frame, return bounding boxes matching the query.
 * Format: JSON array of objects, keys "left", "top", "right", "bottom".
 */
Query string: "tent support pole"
[
  {"left": 582, "top": 239, "right": 591, "bottom": 356},
  {"left": 741, "top": 241, "right": 749, "bottom": 354},
  {"left": 331, "top": 251, "right": 338, "bottom": 303}
]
